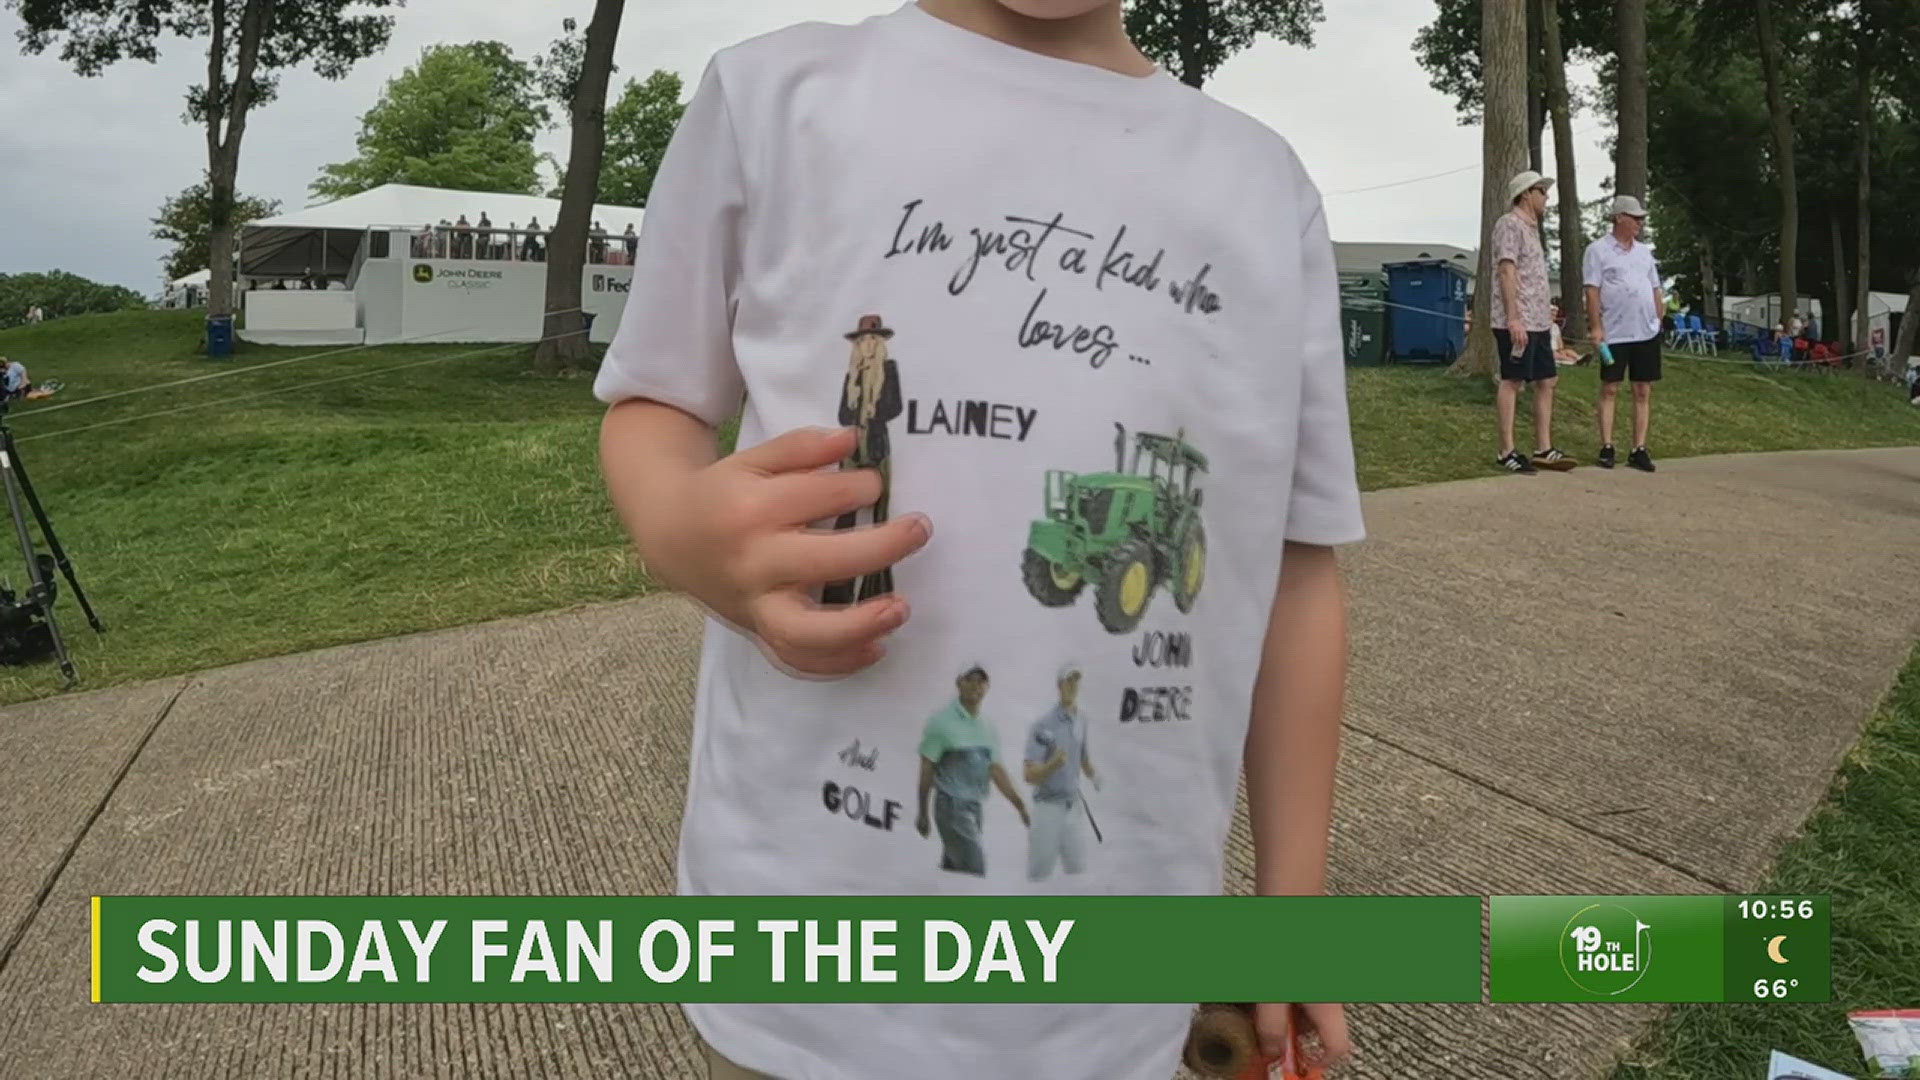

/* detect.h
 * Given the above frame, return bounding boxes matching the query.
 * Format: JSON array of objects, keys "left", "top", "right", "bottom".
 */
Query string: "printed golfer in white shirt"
[{"left": 1024, "top": 662, "right": 1099, "bottom": 880}]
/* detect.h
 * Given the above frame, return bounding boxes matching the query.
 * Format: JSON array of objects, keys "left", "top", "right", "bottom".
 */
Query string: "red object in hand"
[{"left": 1184, "top": 1004, "right": 1325, "bottom": 1080}]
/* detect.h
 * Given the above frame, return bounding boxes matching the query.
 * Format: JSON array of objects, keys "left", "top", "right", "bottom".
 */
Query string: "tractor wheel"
[
  {"left": 1172, "top": 519, "right": 1206, "bottom": 614},
  {"left": 1021, "top": 548, "right": 1084, "bottom": 607},
  {"left": 1094, "top": 539, "right": 1156, "bottom": 634}
]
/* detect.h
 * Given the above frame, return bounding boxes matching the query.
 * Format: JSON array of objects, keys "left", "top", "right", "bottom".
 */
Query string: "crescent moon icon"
[{"left": 1767, "top": 935, "right": 1789, "bottom": 964}]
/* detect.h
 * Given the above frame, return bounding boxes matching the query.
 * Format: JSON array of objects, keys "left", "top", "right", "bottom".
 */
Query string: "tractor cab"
[{"left": 1024, "top": 426, "right": 1212, "bottom": 633}]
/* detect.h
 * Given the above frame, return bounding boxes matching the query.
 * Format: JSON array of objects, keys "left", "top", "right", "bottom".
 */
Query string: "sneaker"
[
  {"left": 1496, "top": 451, "right": 1538, "bottom": 474},
  {"left": 1628, "top": 447, "right": 1656, "bottom": 472},
  {"left": 1597, "top": 444, "right": 1616, "bottom": 469},
  {"left": 1532, "top": 447, "right": 1577, "bottom": 470}
]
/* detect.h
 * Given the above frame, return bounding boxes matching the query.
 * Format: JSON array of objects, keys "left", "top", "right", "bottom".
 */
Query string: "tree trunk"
[
  {"left": 202, "top": 0, "right": 273, "bottom": 325},
  {"left": 1452, "top": 0, "right": 1530, "bottom": 378},
  {"left": 1615, "top": 0, "right": 1649, "bottom": 200},
  {"left": 1830, "top": 211, "right": 1850, "bottom": 351},
  {"left": 1540, "top": 0, "right": 1585, "bottom": 342},
  {"left": 1754, "top": 0, "right": 1797, "bottom": 328},
  {"left": 1527, "top": 0, "right": 1546, "bottom": 174},
  {"left": 1700, "top": 236, "right": 1720, "bottom": 333},
  {"left": 1176, "top": 0, "right": 1207, "bottom": 88},
  {"left": 1889, "top": 277, "right": 1920, "bottom": 372},
  {"left": 534, "top": 0, "right": 627, "bottom": 376},
  {"left": 1853, "top": 32, "right": 1872, "bottom": 374}
]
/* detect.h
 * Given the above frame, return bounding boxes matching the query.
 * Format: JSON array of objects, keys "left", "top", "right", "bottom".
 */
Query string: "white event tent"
[{"left": 234, "top": 183, "right": 646, "bottom": 346}]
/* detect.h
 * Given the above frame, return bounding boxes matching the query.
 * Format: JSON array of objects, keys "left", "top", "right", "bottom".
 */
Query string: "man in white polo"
[{"left": 1583, "top": 195, "right": 1665, "bottom": 472}]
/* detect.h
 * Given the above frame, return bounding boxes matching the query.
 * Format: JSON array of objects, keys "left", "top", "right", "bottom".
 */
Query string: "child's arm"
[
  {"left": 915, "top": 758, "right": 934, "bottom": 837},
  {"left": 1245, "top": 540, "right": 1353, "bottom": 1068},
  {"left": 599, "top": 402, "right": 929, "bottom": 676}
]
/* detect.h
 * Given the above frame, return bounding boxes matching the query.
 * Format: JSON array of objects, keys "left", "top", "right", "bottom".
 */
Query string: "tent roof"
[
  {"left": 169, "top": 269, "right": 210, "bottom": 287},
  {"left": 242, "top": 183, "right": 645, "bottom": 233},
  {"left": 1335, "top": 241, "right": 1477, "bottom": 277}
]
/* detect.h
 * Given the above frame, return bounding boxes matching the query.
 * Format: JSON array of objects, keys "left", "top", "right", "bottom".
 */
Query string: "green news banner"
[
  {"left": 93, "top": 896, "right": 1479, "bottom": 1004},
  {"left": 90, "top": 894, "right": 1833, "bottom": 1005}
]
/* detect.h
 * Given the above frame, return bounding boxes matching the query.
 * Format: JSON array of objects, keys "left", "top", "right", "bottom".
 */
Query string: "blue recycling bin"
[
  {"left": 204, "top": 314, "right": 234, "bottom": 358},
  {"left": 1385, "top": 259, "right": 1471, "bottom": 363}
]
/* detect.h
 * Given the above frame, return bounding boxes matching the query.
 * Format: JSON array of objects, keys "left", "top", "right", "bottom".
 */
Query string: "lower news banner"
[{"left": 90, "top": 896, "right": 1481, "bottom": 1004}]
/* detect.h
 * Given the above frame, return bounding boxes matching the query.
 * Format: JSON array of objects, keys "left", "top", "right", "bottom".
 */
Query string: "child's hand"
[
  {"left": 1255, "top": 1002, "right": 1350, "bottom": 1075},
  {"left": 654, "top": 426, "right": 930, "bottom": 675}
]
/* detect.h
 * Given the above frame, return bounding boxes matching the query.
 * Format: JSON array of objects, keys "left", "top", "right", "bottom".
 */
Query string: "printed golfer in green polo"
[{"left": 915, "top": 665, "right": 1029, "bottom": 877}]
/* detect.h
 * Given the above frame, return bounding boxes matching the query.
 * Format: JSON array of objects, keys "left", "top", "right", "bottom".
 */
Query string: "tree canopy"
[
  {"left": 0, "top": 271, "right": 146, "bottom": 328},
  {"left": 152, "top": 180, "right": 281, "bottom": 283},
  {"left": 596, "top": 70, "right": 685, "bottom": 209},
  {"left": 8, "top": 0, "right": 400, "bottom": 321},
  {"left": 311, "top": 41, "right": 545, "bottom": 200},
  {"left": 1123, "top": 0, "right": 1323, "bottom": 87}
]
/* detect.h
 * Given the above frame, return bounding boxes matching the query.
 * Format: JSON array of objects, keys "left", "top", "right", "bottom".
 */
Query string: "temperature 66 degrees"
[{"left": 1754, "top": 978, "right": 1800, "bottom": 998}]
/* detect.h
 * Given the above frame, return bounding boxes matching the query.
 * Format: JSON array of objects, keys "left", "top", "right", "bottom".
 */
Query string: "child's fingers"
[
  {"left": 1302, "top": 1002, "right": 1352, "bottom": 1066},
  {"left": 758, "top": 514, "right": 931, "bottom": 589},
  {"left": 751, "top": 589, "right": 908, "bottom": 660},
  {"left": 762, "top": 466, "right": 884, "bottom": 524},
  {"left": 1253, "top": 1001, "right": 1291, "bottom": 1062},
  {"left": 729, "top": 426, "right": 856, "bottom": 476}
]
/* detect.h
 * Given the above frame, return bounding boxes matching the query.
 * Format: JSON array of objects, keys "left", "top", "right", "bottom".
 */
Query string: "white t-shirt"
[
  {"left": 594, "top": 6, "right": 1365, "bottom": 1078},
  {"left": 1581, "top": 234, "right": 1663, "bottom": 344}
]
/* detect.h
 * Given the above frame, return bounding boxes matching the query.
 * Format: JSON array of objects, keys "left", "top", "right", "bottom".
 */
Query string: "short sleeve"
[
  {"left": 592, "top": 59, "right": 747, "bottom": 425},
  {"left": 1286, "top": 199, "right": 1366, "bottom": 546},
  {"left": 1581, "top": 242, "right": 1601, "bottom": 288},
  {"left": 1491, "top": 216, "right": 1519, "bottom": 266},
  {"left": 918, "top": 715, "right": 948, "bottom": 763},
  {"left": 1647, "top": 250, "right": 1662, "bottom": 291}
]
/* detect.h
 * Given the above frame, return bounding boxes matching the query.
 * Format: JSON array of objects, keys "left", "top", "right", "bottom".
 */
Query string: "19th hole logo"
[{"left": 1560, "top": 903, "right": 1652, "bottom": 995}]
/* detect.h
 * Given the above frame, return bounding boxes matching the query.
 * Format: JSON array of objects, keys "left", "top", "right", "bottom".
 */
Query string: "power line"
[{"left": 1324, "top": 125, "right": 1604, "bottom": 198}]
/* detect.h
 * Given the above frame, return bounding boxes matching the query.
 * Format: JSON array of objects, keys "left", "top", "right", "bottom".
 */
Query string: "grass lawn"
[
  {"left": 1348, "top": 355, "right": 1920, "bottom": 490},
  {"left": 0, "top": 309, "right": 1914, "bottom": 702},
  {"left": 1609, "top": 646, "right": 1920, "bottom": 1080}
]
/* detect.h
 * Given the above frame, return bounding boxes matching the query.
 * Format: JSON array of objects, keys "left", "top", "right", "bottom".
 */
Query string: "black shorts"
[
  {"left": 1602, "top": 337, "right": 1663, "bottom": 383},
  {"left": 1494, "top": 329, "right": 1556, "bottom": 382}
]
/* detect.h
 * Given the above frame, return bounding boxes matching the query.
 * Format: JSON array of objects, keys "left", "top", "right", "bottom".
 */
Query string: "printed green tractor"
[{"left": 1021, "top": 424, "right": 1208, "bottom": 633}]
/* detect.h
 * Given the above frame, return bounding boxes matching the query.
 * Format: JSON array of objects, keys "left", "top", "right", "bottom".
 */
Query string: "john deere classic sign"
[{"left": 411, "top": 265, "right": 503, "bottom": 290}]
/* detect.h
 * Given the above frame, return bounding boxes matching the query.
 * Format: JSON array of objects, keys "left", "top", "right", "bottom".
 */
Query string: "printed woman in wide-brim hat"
[{"left": 821, "top": 314, "right": 905, "bottom": 606}]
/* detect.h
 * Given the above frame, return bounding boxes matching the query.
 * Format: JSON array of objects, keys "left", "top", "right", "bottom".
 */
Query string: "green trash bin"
[{"left": 1338, "top": 273, "right": 1389, "bottom": 366}]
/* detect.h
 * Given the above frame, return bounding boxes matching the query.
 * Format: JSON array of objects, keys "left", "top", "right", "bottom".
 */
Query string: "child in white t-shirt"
[{"left": 595, "top": 3, "right": 1364, "bottom": 1078}]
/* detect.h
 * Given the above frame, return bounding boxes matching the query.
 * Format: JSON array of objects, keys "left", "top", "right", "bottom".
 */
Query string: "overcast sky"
[{"left": 0, "top": 0, "right": 1612, "bottom": 294}]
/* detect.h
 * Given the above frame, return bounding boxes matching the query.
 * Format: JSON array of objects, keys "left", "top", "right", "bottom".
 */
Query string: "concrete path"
[{"left": 2, "top": 447, "right": 1915, "bottom": 1080}]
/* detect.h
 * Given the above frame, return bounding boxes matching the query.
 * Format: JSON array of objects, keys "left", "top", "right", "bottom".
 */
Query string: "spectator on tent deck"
[
  {"left": 523, "top": 217, "right": 544, "bottom": 262},
  {"left": 624, "top": 222, "right": 639, "bottom": 264},
  {"left": 454, "top": 214, "right": 473, "bottom": 259},
  {"left": 476, "top": 212, "right": 494, "bottom": 259},
  {"left": 506, "top": 222, "right": 520, "bottom": 261},
  {"left": 588, "top": 221, "right": 607, "bottom": 264}
]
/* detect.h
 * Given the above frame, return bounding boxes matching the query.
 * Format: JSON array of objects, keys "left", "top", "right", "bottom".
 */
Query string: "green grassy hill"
[{"left": 0, "top": 310, "right": 1913, "bottom": 700}]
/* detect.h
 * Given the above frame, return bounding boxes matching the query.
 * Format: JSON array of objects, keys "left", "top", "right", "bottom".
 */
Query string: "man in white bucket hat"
[
  {"left": 1583, "top": 194, "right": 1665, "bottom": 471},
  {"left": 1489, "top": 169, "right": 1575, "bottom": 474}
]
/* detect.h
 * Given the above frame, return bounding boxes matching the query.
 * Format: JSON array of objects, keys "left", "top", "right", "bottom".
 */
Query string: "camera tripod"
[{"left": 0, "top": 401, "right": 102, "bottom": 686}]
